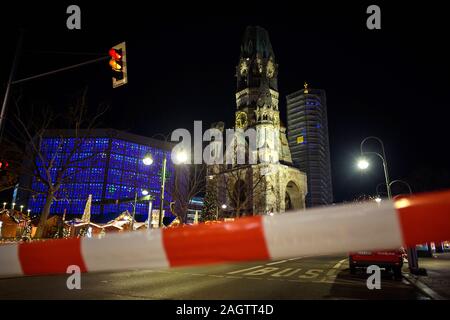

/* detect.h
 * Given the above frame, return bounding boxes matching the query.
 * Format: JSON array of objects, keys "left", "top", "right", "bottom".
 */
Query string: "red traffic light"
[
  {"left": 109, "top": 48, "right": 121, "bottom": 60},
  {"left": 109, "top": 42, "right": 127, "bottom": 88}
]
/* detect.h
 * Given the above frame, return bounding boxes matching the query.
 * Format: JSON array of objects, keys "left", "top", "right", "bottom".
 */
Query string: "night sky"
[{"left": 2, "top": 2, "right": 450, "bottom": 202}]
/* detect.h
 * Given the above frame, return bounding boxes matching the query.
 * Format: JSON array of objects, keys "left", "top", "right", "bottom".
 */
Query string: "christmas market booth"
[{"left": 0, "top": 209, "right": 30, "bottom": 239}]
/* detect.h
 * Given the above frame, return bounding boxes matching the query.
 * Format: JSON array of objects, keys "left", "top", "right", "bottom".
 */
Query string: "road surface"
[{"left": 0, "top": 255, "right": 427, "bottom": 299}]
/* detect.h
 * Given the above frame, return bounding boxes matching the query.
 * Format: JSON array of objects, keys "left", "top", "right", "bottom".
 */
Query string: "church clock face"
[{"left": 235, "top": 111, "right": 248, "bottom": 129}]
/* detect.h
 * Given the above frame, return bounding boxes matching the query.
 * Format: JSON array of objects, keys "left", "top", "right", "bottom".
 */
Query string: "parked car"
[{"left": 349, "top": 249, "right": 406, "bottom": 279}]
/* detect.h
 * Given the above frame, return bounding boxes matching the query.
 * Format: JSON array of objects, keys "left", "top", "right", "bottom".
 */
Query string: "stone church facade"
[{"left": 206, "top": 26, "right": 307, "bottom": 217}]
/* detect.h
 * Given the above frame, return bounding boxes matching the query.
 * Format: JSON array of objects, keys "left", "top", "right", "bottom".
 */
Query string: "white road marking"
[
  {"left": 266, "top": 256, "right": 308, "bottom": 265},
  {"left": 226, "top": 265, "right": 263, "bottom": 275},
  {"left": 288, "top": 256, "right": 310, "bottom": 261},
  {"left": 326, "top": 258, "right": 348, "bottom": 276},
  {"left": 298, "top": 269, "right": 324, "bottom": 279},
  {"left": 244, "top": 267, "right": 279, "bottom": 276},
  {"left": 266, "top": 260, "right": 289, "bottom": 266},
  {"left": 271, "top": 268, "right": 302, "bottom": 277}
]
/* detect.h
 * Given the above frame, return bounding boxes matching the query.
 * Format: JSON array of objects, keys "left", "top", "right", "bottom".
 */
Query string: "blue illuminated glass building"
[
  {"left": 19, "top": 129, "right": 176, "bottom": 219},
  {"left": 286, "top": 84, "right": 333, "bottom": 207}
]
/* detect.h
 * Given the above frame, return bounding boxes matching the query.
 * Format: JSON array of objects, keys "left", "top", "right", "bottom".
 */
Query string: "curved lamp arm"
[
  {"left": 389, "top": 179, "right": 413, "bottom": 195},
  {"left": 362, "top": 151, "right": 385, "bottom": 163}
]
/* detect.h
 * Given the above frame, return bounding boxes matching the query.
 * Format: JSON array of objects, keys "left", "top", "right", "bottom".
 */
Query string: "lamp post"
[
  {"left": 131, "top": 189, "right": 149, "bottom": 231},
  {"left": 361, "top": 144, "right": 421, "bottom": 274},
  {"left": 11, "top": 202, "right": 16, "bottom": 210},
  {"left": 20, "top": 205, "right": 24, "bottom": 212},
  {"left": 389, "top": 180, "right": 420, "bottom": 273},
  {"left": 160, "top": 155, "right": 167, "bottom": 228},
  {"left": 2, "top": 202, "right": 6, "bottom": 210},
  {"left": 143, "top": 149, "right": 187, "bottom": 228},
  {"left": 217, "top": 204, "right": 227, "bottom": 220},
  {"left": 357, "top": 136, "right": 392, "bottom": 199},
  {"left": 140, "top": 189, "right": 153, "bottom": 230},
  {"left": 143, "top": 152, "right": 166, "bottom": 228}
]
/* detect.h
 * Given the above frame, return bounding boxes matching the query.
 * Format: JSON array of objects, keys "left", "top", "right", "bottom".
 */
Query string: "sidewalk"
[{"left": 405, "top": 252, "right": 450, "bottom": 299}]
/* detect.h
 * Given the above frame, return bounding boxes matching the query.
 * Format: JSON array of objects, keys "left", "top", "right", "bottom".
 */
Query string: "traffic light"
[
  {"left": 0, "top": 160, "right": 10, "bottom": 181},
  {"left": 0, "top": 161, "right": 9, "bottom": 171},
  {"left": 109, "top": 42, "right": 128, "bottom": 88}
]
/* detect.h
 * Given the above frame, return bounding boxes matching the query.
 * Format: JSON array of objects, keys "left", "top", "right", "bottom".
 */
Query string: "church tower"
[{"left": 206, "top": 26, "right": 307, "bottom": 218}]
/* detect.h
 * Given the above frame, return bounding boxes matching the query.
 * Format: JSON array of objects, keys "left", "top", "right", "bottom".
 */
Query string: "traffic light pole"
[
  {"left": 158, "top": 154, "right": 167, "bottom": 228},
  {"left": 11, "top": 56, "right": 109, "bottom": 86},
  {"left": 1, "top": 40, "right": 108, "bottom": 144},
  {"left": 0, "top": 30, "right": 24, "bottom": 144}
]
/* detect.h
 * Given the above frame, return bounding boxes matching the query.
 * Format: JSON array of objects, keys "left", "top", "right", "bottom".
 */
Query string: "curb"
[{"left": 403, "top": 273, "right": 445, "bottom": 300}]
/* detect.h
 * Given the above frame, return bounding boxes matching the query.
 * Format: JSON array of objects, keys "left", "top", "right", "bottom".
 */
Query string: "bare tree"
[
  {"left": 4, "top": 89, "right": 108, "bottom": 238},
  {"left": 217, "top": 165, "right": 267, "bottom": 218},
  {"left": 171, "top": 164, "right": 206, "bottom": 223}
]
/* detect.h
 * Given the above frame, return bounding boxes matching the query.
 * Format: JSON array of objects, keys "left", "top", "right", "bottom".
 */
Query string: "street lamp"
[
  {"left": 131, "top": 189, "right": 151, "bottom": 231},
  {"left": 142, "top": 154, "right": 154, "bottom": 166},
  {"left": 20, "top": 205, "right": 24, "bottom": 212},
  {"left": 2, "top": 202, "right": 6, "bottom": 210},
  {"left": 360, "top": 139, "right": 421, "bottom": 274},
  {"left": 358, "top": 136, "right": 392, "bottom": 199},
  {"left": 357, "top": 158, "right": 370, "bottom": 170},
  {"left": 11, "top": 202, "right": 15, "bottom": 210},
  {"left": 143, "top": 153, "right": 166, "bottom": 228},
  {"left": 221, "top": 204, "right": 227, "bottom": 210},
  {"left": 27, "top": 209, "right": 31, "bottom": 216},
  {"left": 140, "top": 189, "right": 152, "bottom": 229},
  {"left": 143, "top": 149, "right": 187, "bottom": 228},
  {"left": 173, "top": 150, "right": 188, "bottom": 165}
]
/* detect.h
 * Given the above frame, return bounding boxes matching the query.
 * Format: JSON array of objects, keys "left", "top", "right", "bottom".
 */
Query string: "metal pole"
[
  {"left": 11, "top": 56, "right": 109, "bottom": 85},
  {"left": 362, "top": 137, "right": 419, "bottom": 273},
  {"left": 147, "top": 200, "right": 153, "bottom": 229},
  {"left": 158, "top": 154, "right": 167, "bottom": 228},
  {"left": 0, "top": 30, "right": 24, "bottom": 143},
  {"left": 379, "top": 141, "right": 392, "bottom": 200},
  {"left": 382, "top": 161, "right": 392, "bottom": 199},
  {"left": 132, "top": 191, "right": 137, "bottom": 231},
  {"left": 390, "top": 180, "right": 419, "bottom": 272}
]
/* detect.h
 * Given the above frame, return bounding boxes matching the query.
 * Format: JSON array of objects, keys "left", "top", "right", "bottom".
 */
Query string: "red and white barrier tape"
[{"left": 1, "top": 190, "right": 449, "bottom": 277}]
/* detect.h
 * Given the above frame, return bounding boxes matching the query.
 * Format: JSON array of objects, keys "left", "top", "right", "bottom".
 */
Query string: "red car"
[{"left": 349, "top": 249, "right": 406, "bottom": 279}]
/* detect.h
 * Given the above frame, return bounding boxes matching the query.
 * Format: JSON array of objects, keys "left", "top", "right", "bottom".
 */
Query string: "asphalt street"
[{"left": 0, "top": 255, "right": 428, "bottom": 299}]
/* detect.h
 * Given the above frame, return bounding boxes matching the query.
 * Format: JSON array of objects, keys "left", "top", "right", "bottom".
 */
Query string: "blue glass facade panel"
[{"left": 27, "top": 136, "right": 174, "bottom": 218}]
